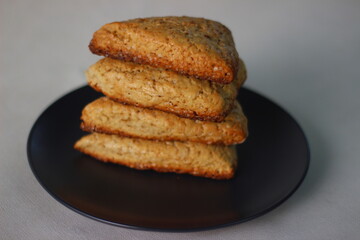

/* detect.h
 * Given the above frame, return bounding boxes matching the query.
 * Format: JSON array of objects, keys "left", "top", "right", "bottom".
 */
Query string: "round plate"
[{"left": 27, "top": 86, "right": 310, "bottom": 231}]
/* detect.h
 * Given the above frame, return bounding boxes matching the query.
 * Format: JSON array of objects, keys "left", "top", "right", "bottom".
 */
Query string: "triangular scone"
[
  {"left": 81, "top": 97, "right": 248, "bottom": 145},
  {"left": 89, "top": 16, "right": 241, "bottom": 84},
  {"left": 74, "top": 133, "right": 237, "bottom": 180},
  {"left": 86, "top": 58, "right": 246, "bottom": 122}
]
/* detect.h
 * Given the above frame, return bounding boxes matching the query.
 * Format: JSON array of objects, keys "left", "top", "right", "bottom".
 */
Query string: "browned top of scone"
[{"left": 89, "top": 16, "right": 240, "bottom": 83}]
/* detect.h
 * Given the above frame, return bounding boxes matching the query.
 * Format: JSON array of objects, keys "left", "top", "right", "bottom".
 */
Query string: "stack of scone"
[{"left": 74, "top": 16, "right": 248, "bottom": 180}]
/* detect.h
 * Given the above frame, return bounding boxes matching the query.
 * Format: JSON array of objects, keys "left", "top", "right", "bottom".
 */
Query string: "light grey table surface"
[{"left": 1, "top": 0, "right": 359, "bottom": 239}]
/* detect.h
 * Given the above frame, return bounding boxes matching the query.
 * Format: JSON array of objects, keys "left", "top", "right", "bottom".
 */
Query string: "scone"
[
  {"left": 89, "top": 16, "right": 240, "bottom": 84},
  {"left": 74, "top": 133, "right": 237, "bottom": 179},
  {"left": 86, "top": 58, "right": 246, "bottom": 122},
  {"left": 80, "top": 97, "right": 248, "bottom": 145}
]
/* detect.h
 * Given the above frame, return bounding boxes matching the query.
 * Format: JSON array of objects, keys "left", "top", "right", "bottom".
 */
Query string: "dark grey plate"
[{"left": 27, "top": 86, "right": 309, "bottom": 231}]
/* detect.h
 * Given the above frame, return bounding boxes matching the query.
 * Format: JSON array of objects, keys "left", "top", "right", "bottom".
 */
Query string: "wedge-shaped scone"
[
  {"left": 74, "top": 133, "right": 237, "bottom": 179},
  {"left": 86, "top": 58, "right": 246, "bottom": 122},
  {"left": 89, "top": 16, "right": 240, "bottom": 84},
  {"left": 81, "top": 97, "right": 248, "bottom": 145}
]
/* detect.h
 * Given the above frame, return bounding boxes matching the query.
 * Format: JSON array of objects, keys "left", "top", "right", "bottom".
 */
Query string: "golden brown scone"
[
  {"left": 89, "top": 16, "right": 241, "bottom": 84},
  {"left": 81, "top": 97, "right": 248, "bottom": 145},
  {"left": 74, "top": 133, "right": 237, "bottom": 180},
  {"left": 86, "top": 58, "right": 246, "bottom": 122}
]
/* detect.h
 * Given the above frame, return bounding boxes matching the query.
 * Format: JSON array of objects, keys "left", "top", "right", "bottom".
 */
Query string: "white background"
[{"left": 1, "top": 0, "right": 359, "bottom": 239}]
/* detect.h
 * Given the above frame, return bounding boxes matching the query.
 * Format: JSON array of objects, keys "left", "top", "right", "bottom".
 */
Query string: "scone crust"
[
  {"left": 80, "top": 97, "right": 248, "bottom": 145},
  {"left": 89, "top": 16, "right": 240, "bottom": 83},
  {"left": 74, "top": 133, "right": 237, "bottom": 180},
  {"left": 85, "top": 58, "right": 246, "bottom": 122}
]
